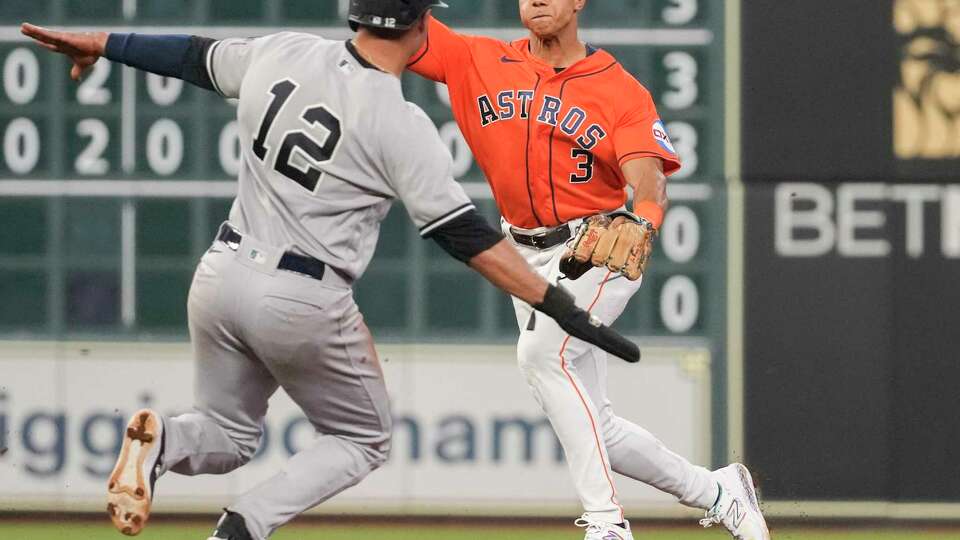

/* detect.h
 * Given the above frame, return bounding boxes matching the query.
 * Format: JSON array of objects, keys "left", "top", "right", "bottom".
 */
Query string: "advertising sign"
[{"left": 0, "top": 342, "right": 711, "bottom": 516}]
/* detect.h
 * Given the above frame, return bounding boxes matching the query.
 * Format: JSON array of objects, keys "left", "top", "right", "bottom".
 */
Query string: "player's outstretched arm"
[
  {"left": 427, "top": 212, "right": 639, "bottom": 364},
  {"left": 21, "top": 23, "right": 218, "bottom": 92},
  {"left": 470, "top": 240, "right": 639, "bottom": 363}
]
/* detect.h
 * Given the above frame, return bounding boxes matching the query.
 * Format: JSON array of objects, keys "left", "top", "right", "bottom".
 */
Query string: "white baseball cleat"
[
  {"left": 700, "top": 463, "right": 770, "bottom": 540},
  {"left": 106, "top": 409, "right": 164, "bottom": 536},
  {"left": 575, "top": 515, "right": 635, "bottom": 540}
]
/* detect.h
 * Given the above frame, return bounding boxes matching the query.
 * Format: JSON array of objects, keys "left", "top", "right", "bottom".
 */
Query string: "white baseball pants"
[{"left": 504, "top": 219, "right": 719, "bottom": 524}]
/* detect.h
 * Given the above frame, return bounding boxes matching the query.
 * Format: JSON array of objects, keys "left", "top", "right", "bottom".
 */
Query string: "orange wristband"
[{"left": 634, "top": 200, "right": 665, "bottom": 230}]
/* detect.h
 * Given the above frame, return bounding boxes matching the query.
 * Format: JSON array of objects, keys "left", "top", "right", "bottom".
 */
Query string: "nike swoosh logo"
[{"left": 500, "top": 55, "right": 523, "bottom": 63}]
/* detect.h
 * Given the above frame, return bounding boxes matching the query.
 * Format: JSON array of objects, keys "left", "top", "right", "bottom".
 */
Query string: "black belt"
[
  {"left": 509, "top": 224, "right": 572, "bottom": 250},
  {"left": 216, "top": 225, "right": 326, "bottom": 282}
]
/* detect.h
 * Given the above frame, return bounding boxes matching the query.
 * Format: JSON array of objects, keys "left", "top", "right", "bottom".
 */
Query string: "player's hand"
[
  {"left": 534, "top": 284, "right": 640, "bottom": 363},
  {"left": 562, "top": 211, "right": 655, "bottom": 281},
  {"left": 20, "top": 23, "right": 108, "bottom": 81}
]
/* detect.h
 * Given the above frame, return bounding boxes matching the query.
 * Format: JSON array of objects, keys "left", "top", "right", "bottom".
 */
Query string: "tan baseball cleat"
[{"left": 106, "top": 409, "right": 165, "bottom": 536}]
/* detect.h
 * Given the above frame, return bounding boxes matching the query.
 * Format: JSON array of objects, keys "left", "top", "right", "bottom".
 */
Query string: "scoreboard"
[{"left": 0, "top": 1, "right": 727, "bottom": 347}]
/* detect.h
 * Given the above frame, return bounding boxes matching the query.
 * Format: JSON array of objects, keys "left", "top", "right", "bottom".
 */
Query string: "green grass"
[{"left": 0, "top": 523, "right": 958, "bottom": 540}]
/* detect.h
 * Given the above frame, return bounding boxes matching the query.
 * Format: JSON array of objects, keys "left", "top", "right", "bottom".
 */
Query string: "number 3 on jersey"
[
  {"left": 252, "top": 79, "right": 342, "bottom": 192},
  {"left": 570, "top": 148, "right": 594, "bottom": 184}
]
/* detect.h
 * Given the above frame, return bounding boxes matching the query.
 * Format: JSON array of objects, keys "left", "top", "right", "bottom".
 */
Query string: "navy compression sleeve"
[
  {"left": 426, "top": 209, "right": 504, "bottom": 263},
  {"left": 104, "top": 34, "right": 216, "bottom": 91}
]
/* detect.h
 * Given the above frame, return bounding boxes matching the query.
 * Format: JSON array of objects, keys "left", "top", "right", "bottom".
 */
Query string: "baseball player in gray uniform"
[{"left": 21, "top": 1, "right": 640, "bottom": 539}]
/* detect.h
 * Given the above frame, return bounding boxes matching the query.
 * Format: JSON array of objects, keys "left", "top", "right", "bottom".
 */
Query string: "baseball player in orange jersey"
[{"left": 408, "top": 1, "right": 770, "bottom": 539}]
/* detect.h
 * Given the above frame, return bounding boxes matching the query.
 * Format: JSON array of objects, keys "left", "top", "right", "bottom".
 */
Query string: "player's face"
[{"left": 519, "top": 0, "right": 586, "bottom": 38}]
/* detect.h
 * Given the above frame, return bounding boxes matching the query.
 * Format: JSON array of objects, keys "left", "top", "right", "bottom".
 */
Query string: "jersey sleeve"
[
  {"left": 613, "top": 82, "right": 682, "bottom": 176},
  {"left": 381, "top": 103, "right": 475, "bottom": 236},
  {"left": 406, "top": 15, "right": 473, "bottom": 84},
  {"left": 205, "top": 37, "right": 260, "bottom": 98}
]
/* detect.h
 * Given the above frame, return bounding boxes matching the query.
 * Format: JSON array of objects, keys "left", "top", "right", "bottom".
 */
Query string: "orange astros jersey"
[{"left": 408, "top": 16, "right": 681, "bottom": 229}]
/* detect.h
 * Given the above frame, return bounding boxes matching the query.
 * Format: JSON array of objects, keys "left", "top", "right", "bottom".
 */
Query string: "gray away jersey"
[{"left": 206, "top": 32, "right": 474, "bottom": 280}]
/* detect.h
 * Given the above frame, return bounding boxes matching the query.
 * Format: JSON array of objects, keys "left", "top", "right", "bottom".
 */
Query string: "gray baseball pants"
[{"left": 157, "top": 233, "right": 392, "bottom": 540}]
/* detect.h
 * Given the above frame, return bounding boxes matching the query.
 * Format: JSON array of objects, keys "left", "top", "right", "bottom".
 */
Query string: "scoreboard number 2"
[
  {"left": 77, "top": 59, "right": 112, "bottom": 105},
  {"left": 75, "top": 119, "right": 110, "bottom": 175}
]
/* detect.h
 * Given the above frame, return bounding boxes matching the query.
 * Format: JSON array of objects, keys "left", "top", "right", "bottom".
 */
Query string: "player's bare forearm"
[
  {"left": 556, "top": 156, "right": 665, "bottom": 282},
  {"left": 622, "top": 156, "right": 669, "bottom": 212},
  {"left": 468, "top": 240, "right": 548, "bottom": 305}
]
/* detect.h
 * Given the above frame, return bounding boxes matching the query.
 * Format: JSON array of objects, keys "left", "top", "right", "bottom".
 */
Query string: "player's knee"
[
  {"left": 231, "top": 429, "right": 265, "bottom": 467},
  {"left": 357, "top": 432, "right": 391, "bottom": 471},
  {"left": 516, "top": 334, "right": 560, "bottom": 376},
  {"left": 516, "top": 334, "right": 539, "bottom": 370}
]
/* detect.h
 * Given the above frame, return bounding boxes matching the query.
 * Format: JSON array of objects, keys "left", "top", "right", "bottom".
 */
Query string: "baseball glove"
[{"left": 561, "top": 211, "right": 655, "bottom": 281}]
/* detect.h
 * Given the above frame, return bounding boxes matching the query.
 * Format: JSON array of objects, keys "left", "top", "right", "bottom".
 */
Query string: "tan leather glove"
[{"left": 564, "top": 211, "right": 655, "bottom": 281}]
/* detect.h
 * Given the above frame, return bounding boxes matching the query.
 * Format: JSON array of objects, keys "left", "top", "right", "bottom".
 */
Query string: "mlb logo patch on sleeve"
[{"left": 652, "top": 120, "right": 676, "bottom": 154}]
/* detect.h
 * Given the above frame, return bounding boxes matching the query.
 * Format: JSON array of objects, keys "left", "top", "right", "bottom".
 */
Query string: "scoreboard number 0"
[
  {"left": 3, "top": 118, "right": 40, "bottom": 174},
  {"left": 146, "top": 119, "right": 184, "bottom": 176},
  {"left": 658, "top": 206, "right": 702, "bottom": 333},
  {"left": 146, "top": 74, "right": 183, "bottom": 106},
  {"left": 219, "top": 121, "right": 241, "bottom": 176},
  {"left": 3, "top": 48, "right": 40, "bottom": 105},
  {"left": 660, "top": 275, "right": 699, "bottom": 333},
  {"left": 660, "top": 206, "right": 700, "bottom": 264}
]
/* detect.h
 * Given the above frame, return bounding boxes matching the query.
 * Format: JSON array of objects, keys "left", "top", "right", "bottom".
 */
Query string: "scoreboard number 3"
[{"left": 662, "top": 0, "right": 698, "bottom": 25}]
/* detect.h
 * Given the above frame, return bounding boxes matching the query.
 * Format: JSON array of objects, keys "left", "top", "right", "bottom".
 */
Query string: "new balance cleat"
[
  {"left": 575, "top": 514, "right": 635, "bottom": 540},
  {"left": 700, "top": 463, "right": 770, "bottom": 540}
]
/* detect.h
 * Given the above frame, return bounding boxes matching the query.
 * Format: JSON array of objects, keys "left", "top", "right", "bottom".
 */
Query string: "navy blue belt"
[{"left": 216, "top": 224, "right": 326, "bottom": 282}]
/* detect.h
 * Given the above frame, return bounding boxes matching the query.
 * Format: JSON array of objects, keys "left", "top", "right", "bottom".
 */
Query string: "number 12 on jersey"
[{"left": 252, "top": 79, "right": 343, "bottom": 192}]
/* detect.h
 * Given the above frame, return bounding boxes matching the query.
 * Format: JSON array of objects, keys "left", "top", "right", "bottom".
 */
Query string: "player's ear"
[
  {"left": 574, "top": 0, "right": 586, "bottom": 13},
  {"left": 416, "top": 11, "right": 429, "bottom": 33}
]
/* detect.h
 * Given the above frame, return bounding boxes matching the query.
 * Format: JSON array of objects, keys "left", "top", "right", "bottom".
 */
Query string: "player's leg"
[
  {"left": 107, "top": 248, "right": 278, "bottom": 535},
  {"left": 163, "top": 248, "right": 279, "bottom": 476},
  {"left": 567, "top": 272, "right": 719, "bottom": 511},
  {"left": 228, "top": 281, "right": 391, "bottom": 540},
  {"left": 573, "top": 344, "right": 717, "bottom": 510},
  {"left": 512, "top": 264, "right": 627, "bottom": 526},
  {"left": 569, "top": 267, "right": 768, "bottom": 538}
]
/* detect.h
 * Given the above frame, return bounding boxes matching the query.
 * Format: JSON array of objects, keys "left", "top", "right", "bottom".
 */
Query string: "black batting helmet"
[{"left": 348, "top": 0, "right": 448, "bottom": 31}]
